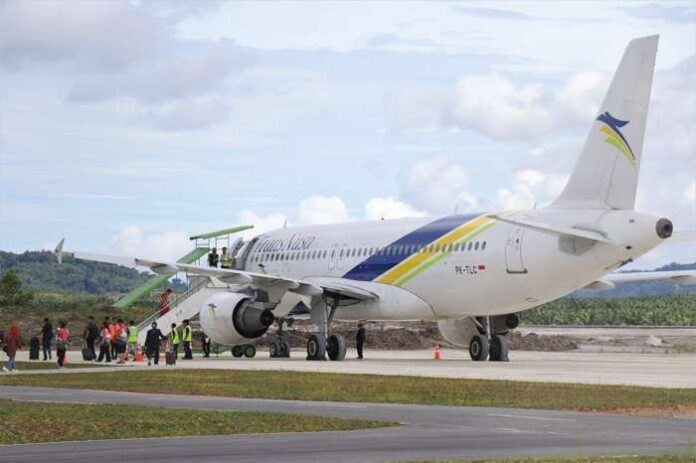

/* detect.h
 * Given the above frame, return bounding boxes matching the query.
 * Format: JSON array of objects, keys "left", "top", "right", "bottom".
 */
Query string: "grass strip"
[
  {"left": 1, "top": 369, "right": 694, "bottom": 412},
  {"left": 0, "top": 399, "right": 392, "bottom": 445},
  {"left": 407, "top": 456, "right": 696, "bottom": 463}
]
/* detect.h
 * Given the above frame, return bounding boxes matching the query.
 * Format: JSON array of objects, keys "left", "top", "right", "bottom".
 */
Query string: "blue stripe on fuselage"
[{"left": 342, "top": 213, "right": 481, "bottom": 281}]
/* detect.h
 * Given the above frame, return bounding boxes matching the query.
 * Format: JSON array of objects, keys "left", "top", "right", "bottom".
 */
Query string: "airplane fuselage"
[{"left": 239, "top": 208, "right": 666, "bottom": 322}]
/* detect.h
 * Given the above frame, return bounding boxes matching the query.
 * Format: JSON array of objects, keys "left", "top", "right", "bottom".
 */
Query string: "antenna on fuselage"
[{"left": 453, "top": 204, "right": 459, "bottom": 214}]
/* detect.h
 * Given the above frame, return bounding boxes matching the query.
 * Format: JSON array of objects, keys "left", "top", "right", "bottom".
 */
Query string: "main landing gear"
[
  {"left": 306, "top": 296, "right": 347, "bottom": 361},
  {"left": 269, "top": 318, "right": 291, "bottom": 358},
  {"left": 468, "top": 314, "right": 518, "bottom": 362}
]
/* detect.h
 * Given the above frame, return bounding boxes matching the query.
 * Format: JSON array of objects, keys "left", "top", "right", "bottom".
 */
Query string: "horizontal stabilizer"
[
  {"left": 489, "top": 215, "right": 612, "bottom": 243},
  {"left": 603, "top": 270, "right": 696, "bottom": 285}
]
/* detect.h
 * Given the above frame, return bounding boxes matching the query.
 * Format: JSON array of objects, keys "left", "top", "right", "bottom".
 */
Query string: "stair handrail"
[{"left": 135, "top": 277, "right": 210, "bottom": 330}]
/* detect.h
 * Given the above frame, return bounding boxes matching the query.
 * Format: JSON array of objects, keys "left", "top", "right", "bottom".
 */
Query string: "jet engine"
[{"left": 199, "top": 292, "right": 275, "bottom": 345}]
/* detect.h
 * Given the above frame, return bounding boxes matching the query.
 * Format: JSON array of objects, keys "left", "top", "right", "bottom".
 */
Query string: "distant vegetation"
[
  {"left": 523, "top": 294, "right": 696, "bottom": 326},
  {"left": 0, "top": 251, "right": 152, "bottom": 295}
]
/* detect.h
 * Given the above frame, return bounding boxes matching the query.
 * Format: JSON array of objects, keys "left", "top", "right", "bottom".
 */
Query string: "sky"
[{"left": 0, "top": 0, "right": 694, "bottom": 269}]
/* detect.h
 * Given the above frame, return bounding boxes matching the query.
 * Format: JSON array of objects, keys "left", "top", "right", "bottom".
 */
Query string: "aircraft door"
[{"left": 505, "top": 226, "right": 528, "bottom": 274}]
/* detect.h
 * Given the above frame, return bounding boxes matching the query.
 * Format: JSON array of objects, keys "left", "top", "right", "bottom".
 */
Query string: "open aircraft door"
[{"left": 505, "top": 226, "right": 527, "bottom": 274}]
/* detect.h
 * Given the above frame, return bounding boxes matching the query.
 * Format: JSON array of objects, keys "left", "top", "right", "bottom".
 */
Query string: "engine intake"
[
  {"left": 233, "top": 300, "right": 274, "bottom": 338},
  {"left": 200, "top": 292, "right": 274, "bottom": 345}
]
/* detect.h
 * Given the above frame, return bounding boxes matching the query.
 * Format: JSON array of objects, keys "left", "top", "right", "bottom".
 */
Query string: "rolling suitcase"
[
  {"left": 29, "top": 336, "right": 40, "bottom": 360},
  {"left": 166, "top": 351, "right": 175, "bottom": 366},
  {"left": 82, "top": 345, "right": 95, "bottom": 361}
]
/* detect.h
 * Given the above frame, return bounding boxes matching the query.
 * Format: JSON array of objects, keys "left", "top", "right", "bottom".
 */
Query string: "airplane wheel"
[
  {"left": 243, "top": 344, "right": 256, "bottom": 358},
  {"left": 489, "top": 335, "right": 509, "bottom": 362},
  {"left": 469, "top": 334, "right": 489, "bottom": 361},
  {"left": 306, "top": 334, "right": 326, "bottom": 360},
  {"left": 269, "top": 341, "right": 279, "bottom": 358},
  {"left": 279, "top": 340, "right": 290, "bottom": 357},
  {"left": 232, "top": 345, "right": 244, "bottom": 358},
  {"left": 327, "top": 334, "right": 347, "bottom": 361}
]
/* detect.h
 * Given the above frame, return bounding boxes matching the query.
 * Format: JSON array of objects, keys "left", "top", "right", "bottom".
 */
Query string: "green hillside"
[{"left": 0, "top": 251, "right": 153, "bottom": 295}]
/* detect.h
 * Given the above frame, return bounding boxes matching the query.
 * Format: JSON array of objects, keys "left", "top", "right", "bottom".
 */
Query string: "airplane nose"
[{"left": 656, "top": 218, "right": 673, "bottom": 239}]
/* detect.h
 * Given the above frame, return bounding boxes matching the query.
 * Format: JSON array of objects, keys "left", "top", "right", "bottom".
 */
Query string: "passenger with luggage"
[
  {"left": 182, "top": 319, "right": 193, "bottom": 359},
  {"left": 127, "top": 320, "right": 138, "bottom": 360},
  {"left": 56, "top": 322, "right": 70, "bottom": 369},
  {"left": 144, "top": 322, "right": 166, "bottom": 366},
  {"left": 41, "top": 318, "right": 53, "bottom": 361},
  {"left": 2, "top": 325, "right": 22, "bottom": 372},
  {"left": 83, "top": 316, "right": 98, "bottom": 360},
  {"left": 169, "top": 323, "right": 180, "bottom": 362},
  {"left": 97, "top": 321, "right": 112, "bottom": 363}
]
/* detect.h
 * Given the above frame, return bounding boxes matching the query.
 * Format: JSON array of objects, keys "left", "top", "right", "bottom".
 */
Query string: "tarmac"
[
  {"left": 12, "top": 348, "right": 696, "bottom": 388},
  {"left": 1, "top": 386, "right": 695, "bottom": 463}
]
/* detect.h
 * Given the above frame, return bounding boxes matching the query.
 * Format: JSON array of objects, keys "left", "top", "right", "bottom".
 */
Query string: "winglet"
[{"left": 54, "top": 239, "right": 65, "bottom": 264}]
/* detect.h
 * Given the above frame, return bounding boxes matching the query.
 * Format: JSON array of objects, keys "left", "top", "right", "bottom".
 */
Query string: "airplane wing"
[
  {"left": 585, "top": 270, "right": 696, "bottom": 290},
  {"left": 54, "top": 240, "right": 377, "bottom": 302}
]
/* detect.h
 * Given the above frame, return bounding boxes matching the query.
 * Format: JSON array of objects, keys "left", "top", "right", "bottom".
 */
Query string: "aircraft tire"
[
  {"left": 243, "top": 344, "right": 256, "bottom": 358},
  {"left": 306, "top": 334, "right": 326, "bottom": 361},
  {"left": 489, "top": 335, "right": 509, "bottom": 362},
  {"left": 469, "top": 334, "right": 489, "bottom": 361},
  {"left": 279, "top": 340, "right": 291, "bottom": 357},
  {"left": 269, "top": 341, "right": 279, "bottom": 358},
  {"left": 232, "top": 345, "right": 244, "bottom": 358},
  {"left": 327, "top": 334, "right": 347, "bottom": 361}
]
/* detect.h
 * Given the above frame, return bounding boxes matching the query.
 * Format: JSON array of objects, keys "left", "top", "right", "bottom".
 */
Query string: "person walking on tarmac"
[
  {"left": 220, "top": 247, "right": 233, "bottom": 269},
  {"left": 144, "top": 322, "right": 166, "bottom": 366},
  {"left": 83, "top": 316, "right": 98, "bottom": 360},
  {"left": 41, "top": 318, "right": 53, "bottom": 361},
  {"left": 2, "top": 325, "right": 22, "bottom": 372},
  {"left": 109, "top": 317, "right": 118, "bottom": 360},
  {"left": 169, "top": 323, "right": 180, "bottom": 362},
  {"left": 126, "top": 320, "right": 138, "bottom": 360},
  {"left": 207, "top": 248, "right": 219, "bottom": 268},
  {"left": 182, "top": 319, "right": 193, "bottom": 359},
  {"left": 97, "top": 321, "right": 111, "bottom": 363},
  {"left": 56, "top": 322, "right": 70, "bottom": 369},
  {"left": 201, "top": 332, "right": 211, "bottom": 358},
  {"left": 356, "top": 322, "right": 366, "bottom": 360},
  {"left": 160, "top": 288, "right": 173, "bottom": 317}
]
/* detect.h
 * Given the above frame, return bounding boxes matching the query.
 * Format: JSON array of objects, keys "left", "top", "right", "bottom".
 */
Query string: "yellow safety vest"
[
  {"left": 170, "top": 329, "right": 180, "bottom": 345},
  {"left": 221, "top": 254, "right": 233, "bottom": 268},
  {"left": 183, "top": 325, "right": 192, "bottom": 342},
  {"left": 127, "top": 326, "right": 138, "bottom": 343}
]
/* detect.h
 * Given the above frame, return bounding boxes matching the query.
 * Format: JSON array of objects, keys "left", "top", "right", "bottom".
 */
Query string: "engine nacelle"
[{"left": 199, "top": 292, "right": 275, "bottom": 345}]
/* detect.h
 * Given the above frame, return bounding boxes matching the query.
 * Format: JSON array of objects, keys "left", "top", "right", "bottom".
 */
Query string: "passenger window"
[
  {"left": 467, "top": 242, "right": 473, "bottom": 251},
  {"left": 475, "top": 241, "right": 480, "bottom": 251},
  {"left": 482, "top": 241, "right": 487, "bottom": 250}
]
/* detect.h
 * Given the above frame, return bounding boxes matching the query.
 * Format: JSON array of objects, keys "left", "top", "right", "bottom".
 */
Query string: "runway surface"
[
  {"left": 13, "top": 348, "right": 696, "bottom": 388},
  {"left": 1, "top": 386, "right": 695, "bottom": 462}
]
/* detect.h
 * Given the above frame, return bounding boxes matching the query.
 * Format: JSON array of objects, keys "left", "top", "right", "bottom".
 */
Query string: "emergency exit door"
[{"left": 505, "top": 226, "right": 528, "bottom": 274}]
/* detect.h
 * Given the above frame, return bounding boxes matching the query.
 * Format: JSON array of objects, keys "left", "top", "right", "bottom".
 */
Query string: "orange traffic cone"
[
  {"left": 135, "top": 344, "right": 144, "bottom": 362},
  {"left": 433, "top": 344, "right": 442, "bottom": 360}
]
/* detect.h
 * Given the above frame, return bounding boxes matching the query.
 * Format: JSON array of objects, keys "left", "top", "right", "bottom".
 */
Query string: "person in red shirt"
[
  {"left": 56, "top": 322, "right": 70, "bottom": 369},
  {"left": 160, "top": 288, "right": 173, "bottom": 317},
  {"left": 3, "top": 325, "right": 22, "bottom": 372}
]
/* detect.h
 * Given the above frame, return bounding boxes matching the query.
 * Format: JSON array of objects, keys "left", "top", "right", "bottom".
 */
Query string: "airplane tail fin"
[{"left": 552, "top": 35, "right": 658, "bottom": 210}]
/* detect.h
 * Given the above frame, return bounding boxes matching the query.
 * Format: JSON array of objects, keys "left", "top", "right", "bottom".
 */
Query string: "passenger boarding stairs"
[{"left": 134, "top": 276, "right": 222, "bottom": 345}]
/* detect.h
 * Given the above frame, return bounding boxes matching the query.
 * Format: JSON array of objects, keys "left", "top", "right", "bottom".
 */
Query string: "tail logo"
[{"left": 596, "top": 112, "right": 636, "bottom": 167}]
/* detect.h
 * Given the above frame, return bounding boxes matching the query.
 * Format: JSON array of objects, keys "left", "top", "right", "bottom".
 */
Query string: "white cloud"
[
  {"left": 399, "top": 157, "right": 479, "bottom": 214},
  {"left": 297, "top": 195, "right": 350, "bottom": 225},
  {"left": 363, "top": 197, "right": 426, "bottom": 220},
  {"left": 110, "top": 226, "right": 191, "bottom": 262},
  {"left": 553, "top": 70, "right": 608, "bottom": 124},
  {"left": 497, "top": 169, "right": 568, "bottom": 209},
  {"left": 238, "top": 210, "right": 288, "bottom": 238}
]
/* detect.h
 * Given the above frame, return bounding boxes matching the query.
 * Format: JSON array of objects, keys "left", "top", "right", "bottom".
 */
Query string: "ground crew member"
[
  {"left": 144, "top": 322, "right": 165, "bottom": 366},
  {"left": 356, "top": 322, "right": 366, "bottom": 360},
  {"left": 169, "top": 323, "right": 180, "bottom": 361},
  {"left": 201, "top": 332, "right": 211, "bottom": 358},
  {"left": 160, "top": 288, "right": 173, "bottom": 317},
  {"left": 182, "top": 319, "right": 193, "bottom": 359},
  {"left": 220, "top": 247, "right": 233, "bottom": 269},
  {"left": 127, "top": 320, "right": 138, "bottom": 360},
  {"left": 207, "top": 248, "right": 219, "bottom": 268}
]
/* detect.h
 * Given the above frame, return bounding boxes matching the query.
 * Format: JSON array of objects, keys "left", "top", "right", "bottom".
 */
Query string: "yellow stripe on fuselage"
[{"left": 376, "top": 214, "right": 493, "bottom": 285}]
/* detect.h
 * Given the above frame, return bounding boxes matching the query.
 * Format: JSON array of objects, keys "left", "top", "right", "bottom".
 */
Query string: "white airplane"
[{"left": 56, "top": 35, "right": 695, "bottom": 362}]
